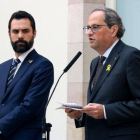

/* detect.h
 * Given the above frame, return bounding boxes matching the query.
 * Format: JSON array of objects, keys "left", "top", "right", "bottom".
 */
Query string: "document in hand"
[{"left": 56, "top": 102, "right": 83, "bottom": 110}]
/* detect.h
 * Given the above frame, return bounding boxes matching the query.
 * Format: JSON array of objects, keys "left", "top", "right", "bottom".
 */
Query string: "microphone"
[
  {"left": 63, "top": 51, "right": 82, "bottom": 73},
  {"left": 42, "top": 51, "right": 82, "bottom": 140}
]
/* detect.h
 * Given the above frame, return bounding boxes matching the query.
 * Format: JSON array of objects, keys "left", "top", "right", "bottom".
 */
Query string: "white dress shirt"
[
  {"left": 102, "top": 39, "right": 119, "bottom": 64},
  {"left": 13, "top": 47, "right": 34, "bottom": 78}
]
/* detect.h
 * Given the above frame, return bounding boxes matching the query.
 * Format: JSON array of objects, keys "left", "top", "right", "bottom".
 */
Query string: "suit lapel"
[
  {"left": 2, "top": 50, "right": 39, "bottom": 101},
  {"left": 89, "top": 40, "right": 124, "bottom": 103}
]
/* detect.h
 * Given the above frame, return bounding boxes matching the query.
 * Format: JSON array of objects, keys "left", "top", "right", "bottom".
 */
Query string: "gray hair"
[{"left": 91, "top": 7, "right": 125, "bottom": 38}]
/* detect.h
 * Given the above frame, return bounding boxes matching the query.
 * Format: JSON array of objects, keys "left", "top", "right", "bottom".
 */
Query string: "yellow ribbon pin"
[
  {"left": 106, "top": 64, "right": 111, "bottom": 71},
  {"left": 28, "top": 60, "right": 33, "bottom": 63}
]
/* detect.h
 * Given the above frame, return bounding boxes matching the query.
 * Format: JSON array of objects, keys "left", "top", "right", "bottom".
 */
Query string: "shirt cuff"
[
  {"left": 103, "top": 105, "right": 107, "bottom": 119},
  {"left": 76, "top": 113, "right": 83, "bottom": 121}
]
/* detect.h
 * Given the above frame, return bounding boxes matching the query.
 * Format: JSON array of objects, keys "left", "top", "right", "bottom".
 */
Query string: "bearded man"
[{"left": 0, "top": 11, "right": 54, "bottom": 140}]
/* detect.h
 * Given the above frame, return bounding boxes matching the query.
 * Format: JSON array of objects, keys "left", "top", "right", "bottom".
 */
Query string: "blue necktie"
[{"left": 7, "top": 58, "right": 21, "bottom": 89}]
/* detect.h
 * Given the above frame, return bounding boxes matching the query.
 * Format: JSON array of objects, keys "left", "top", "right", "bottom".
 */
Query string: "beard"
[{"left": 11, "top": 36, "right": 34, "bottom": 53}]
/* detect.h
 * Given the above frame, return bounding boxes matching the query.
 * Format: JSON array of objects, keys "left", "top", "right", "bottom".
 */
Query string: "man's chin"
[
  {"left": 15, "top": 50, "right": 26, "bottom": 53},
  {"left": 90, "top": 44, "right": 96, "bottom": 49},
  {"left": 14, "top": 47, "right": 29, "bottom": 53}
]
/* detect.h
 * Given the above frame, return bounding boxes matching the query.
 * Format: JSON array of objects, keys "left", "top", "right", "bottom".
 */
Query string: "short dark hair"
[
  {"left": 8, "top": 11, "right": 36, "bottom": 32},
  {"left": 91, "top": 7, "right": 125, "bottom": 38}
]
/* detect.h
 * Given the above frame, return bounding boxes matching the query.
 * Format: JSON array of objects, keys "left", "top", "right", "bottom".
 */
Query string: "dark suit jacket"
[
  {"left": 0, "top": 50, "right": 54, "bottom": 140},
  {"left": 75, "top": 40, "right": 140, "bottom": 140}
]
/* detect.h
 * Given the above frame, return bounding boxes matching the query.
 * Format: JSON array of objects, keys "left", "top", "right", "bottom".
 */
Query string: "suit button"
[{"left": 1, "top": 104, "right": 5, "bottom": 107}]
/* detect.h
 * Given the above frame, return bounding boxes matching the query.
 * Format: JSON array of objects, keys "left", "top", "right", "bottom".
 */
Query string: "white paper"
[{"left": 56, "top": 102, "right": 83, "bottom": 110}]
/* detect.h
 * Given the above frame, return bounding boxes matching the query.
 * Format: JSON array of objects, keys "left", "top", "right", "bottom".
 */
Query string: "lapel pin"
[
  {"left": 28, "top": 60, "right": 33, "bottom": 63},
  {"left": 106, "top": 64, "right": 111, "bottom": 71},
  {"left": 114, "top": 57, "right": 117, "bottom": 60}
]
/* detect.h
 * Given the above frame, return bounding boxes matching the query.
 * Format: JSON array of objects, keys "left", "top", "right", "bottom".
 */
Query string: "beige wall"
[
  {"left": 106, "top": 0, "right": 116, "bottom": 10},
  {"left": 67, "top": 0, "right": 105, "bottom": 140},
  {"left": 0, "top": 0, "right": 67, "bottom": 140}
]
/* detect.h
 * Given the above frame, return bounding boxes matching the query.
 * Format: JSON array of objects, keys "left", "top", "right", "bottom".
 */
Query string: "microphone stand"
[
  {"left": 42, "top": 72, "right": 65, "bottom": 140},
  {"left": 42, "top": 52, "right": 82, "bottom": 140}
]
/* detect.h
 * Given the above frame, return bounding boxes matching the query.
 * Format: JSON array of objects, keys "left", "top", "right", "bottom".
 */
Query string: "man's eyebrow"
[
  {"left": 11, "top": 29, "right": 19, "bottom": 32},
  {"left": 21, "top": 28, "right": 30, "bottom": 32},
  {"left": 86, "top": 25, "right": 90, "bottom": 27},
  {"left": 22, "top": 28, "right": 30, "bottom": 30}
]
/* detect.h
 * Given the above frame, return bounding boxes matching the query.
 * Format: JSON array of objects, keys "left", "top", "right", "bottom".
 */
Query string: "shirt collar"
[
  {"left": 13, "top": 47, "right": 34, "bottom": 63},
  {"left": 102, "top": 39, "right": 119, "bottom": 58}
]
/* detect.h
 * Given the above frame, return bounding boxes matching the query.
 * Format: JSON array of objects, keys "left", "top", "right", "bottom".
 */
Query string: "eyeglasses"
[{"left": 83, "top": 24, "right": 107, "bottom": 34}]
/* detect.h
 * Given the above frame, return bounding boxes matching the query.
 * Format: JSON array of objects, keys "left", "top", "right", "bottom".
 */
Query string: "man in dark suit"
[
  {"left": 65, "top": 7, "right": 140, "bottom": 140},
  {"left": 0, "top": 11, "right": 54, "bottom": 140}
]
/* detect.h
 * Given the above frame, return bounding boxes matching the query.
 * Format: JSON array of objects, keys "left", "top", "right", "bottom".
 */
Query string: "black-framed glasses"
[{"left": 83, "top": 24, "right": 107, "bottom": 34}]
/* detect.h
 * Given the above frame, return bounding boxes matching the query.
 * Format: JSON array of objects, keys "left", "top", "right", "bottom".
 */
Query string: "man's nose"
[
  {"left": 87, "top": 28, "right": 93, "bottom": 35},
  {"left": 18, "top": 31, "right": 24, "bottom": 40}
]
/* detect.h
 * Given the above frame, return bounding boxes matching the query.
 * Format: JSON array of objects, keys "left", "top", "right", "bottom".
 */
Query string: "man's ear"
[
  {"left": 111, "top": 25, "right": 119, "bottom": 37},
  {"left": 33, "top": 30, "right": 37, "bottom": 38}
]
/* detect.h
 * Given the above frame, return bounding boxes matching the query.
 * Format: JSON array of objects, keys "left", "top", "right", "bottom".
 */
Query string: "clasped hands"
[{"left": 65, "top": 103, "right": 104, "bottom": 119}]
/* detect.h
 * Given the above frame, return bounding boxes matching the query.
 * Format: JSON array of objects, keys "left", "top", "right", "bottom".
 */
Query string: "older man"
[{"left": 65, "top": 7, "right": 140, "bottom": 140}]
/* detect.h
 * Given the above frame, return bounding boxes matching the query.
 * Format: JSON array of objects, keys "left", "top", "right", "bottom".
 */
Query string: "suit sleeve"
[
  {"left": 0, "top": 60, "right": 54, "bottom": 136},
  {"left": 75, "top": 113, "right": 86, "bottom": 128},
  {"left": 105, "top": 50, "right": 140, "bottom": 126}
]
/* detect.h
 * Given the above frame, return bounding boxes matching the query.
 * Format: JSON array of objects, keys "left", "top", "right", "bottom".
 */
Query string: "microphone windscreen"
[{"left": 63, "top": 51, "right": 82, "bottom": 73}]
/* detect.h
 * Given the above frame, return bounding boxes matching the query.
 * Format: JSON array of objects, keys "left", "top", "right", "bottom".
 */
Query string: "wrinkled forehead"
[{"left": 88, "top": 11, "right": 105, "bottom": 26}]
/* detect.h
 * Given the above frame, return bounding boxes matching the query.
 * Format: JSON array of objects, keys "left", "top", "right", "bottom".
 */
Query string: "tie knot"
[
  {"left": 13, "top": 58, "right": 21, "bottom": 65},
  {"left": 100, "top": 56, "right": 106, "bottom": 64}
]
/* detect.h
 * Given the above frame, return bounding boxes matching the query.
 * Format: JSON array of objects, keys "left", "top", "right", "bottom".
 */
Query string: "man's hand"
[
  {"left": 82, "top": 103, "right": 104, "bottom": 119},
  {"left": 65, "top": 108, "right": 82, "bottom": 119}
]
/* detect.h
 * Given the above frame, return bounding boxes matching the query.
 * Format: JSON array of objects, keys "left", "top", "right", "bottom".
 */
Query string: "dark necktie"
[
  {"left": 7, "top": 58, "right": 21, "bottom": 89},
  {"left": 91, "top": 56, "right": 106, "bottom": 92}
]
